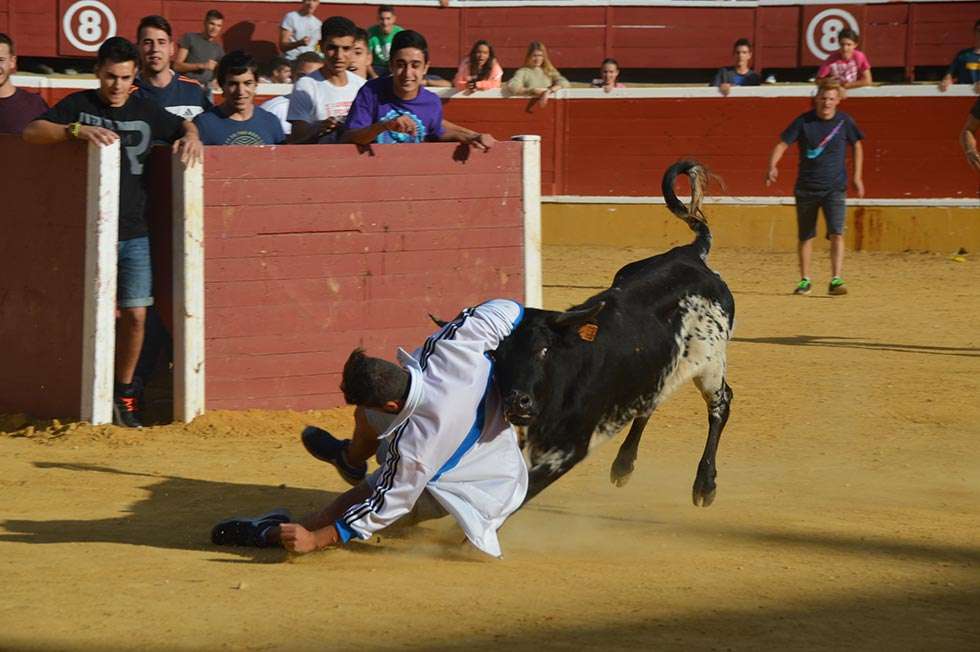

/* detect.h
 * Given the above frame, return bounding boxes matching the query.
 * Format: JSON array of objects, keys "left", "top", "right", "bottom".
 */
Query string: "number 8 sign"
[
  {"left": 61, "top": 0, "right": 117, "bottom": 54},
  {"left": 803, "top": 6, "right": 861, "bottom": 63}
]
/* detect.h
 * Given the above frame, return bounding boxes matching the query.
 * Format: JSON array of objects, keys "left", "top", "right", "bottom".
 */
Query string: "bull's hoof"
[
  {"left": 692, "top": 479, "right": 717, "bottom": 507},
  {"left": 609, "top": 458, "right": 634, "bottom": 487}
]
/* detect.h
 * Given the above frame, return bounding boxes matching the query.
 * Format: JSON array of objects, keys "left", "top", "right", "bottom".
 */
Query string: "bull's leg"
[
  {"left": 609, "top": 415, "right": 651, "bottom": 487},
  {"left": 691, "top": 369, "right": 733, "bottom": 507}
]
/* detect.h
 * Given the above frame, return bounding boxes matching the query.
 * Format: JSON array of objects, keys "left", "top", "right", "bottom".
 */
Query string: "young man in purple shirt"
[
  {"left": 0, "top": 33, "right": 48, "bottom": 134},
  {"left": 341, "top": 30, "right": 494, "bottom": 149}
]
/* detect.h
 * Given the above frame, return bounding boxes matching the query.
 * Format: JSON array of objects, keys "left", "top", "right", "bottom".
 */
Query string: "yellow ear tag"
[{"left": 578, "top": 323, "right": 599, "bottom": 342}]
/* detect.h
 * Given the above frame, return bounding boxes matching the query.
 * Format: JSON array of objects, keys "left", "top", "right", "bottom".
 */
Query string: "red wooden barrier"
[
  {"left": 201, "top": 142, "right": 526, "bottom": 411},
  {"left": 0, "top": 137, "right": 87, "bottom": 418},
  {"left": 442, "top": 94, "right": 980, "bottom": 199}
]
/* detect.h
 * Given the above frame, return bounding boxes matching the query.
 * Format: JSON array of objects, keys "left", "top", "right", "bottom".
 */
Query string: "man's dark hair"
[
  {"left": 391, "top": 29, "right": 428, "bottom": 63},
  {"left": 0, "top": 33, "right": 14, "bottom": 55},
  {"left": 96, "top": 36, "right": 139, "bottom": 68},
  {"left": 378, "top": 5, "right": 396, "bottom": 14},
  {"left": 838, "top": 27, "right": 859, "bottom": 44},
  {"left": 321, "top": 15, "right": 358, "bottom": 43},
  {"left": 340, "top": 348, "right": 409, "bottom": 408},
  {"left": 601, "top": 57, "right": 619, "bottom": 68},
  {"left": 353, "top": 27, "right": 370, "bottom": 45},
  {"left": 205, "top": 9, "right": 224, "bottom": 22},
  {"left": 137, "top": 15, "right": 173, "bottom": 40},
  {"left": 216, "top": 50, "right": 258, "bottom": 85},
  {"left": 269, "top": 56, "right": 290, "bottom": 71},
  {"left": 733, "top": 37, "right": 752, "bottom": 52}
]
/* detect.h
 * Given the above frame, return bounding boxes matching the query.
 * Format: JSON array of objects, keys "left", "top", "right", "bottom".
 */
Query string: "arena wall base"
[{"left": 542, "top": 201, "right": 980, "bottom": 254}]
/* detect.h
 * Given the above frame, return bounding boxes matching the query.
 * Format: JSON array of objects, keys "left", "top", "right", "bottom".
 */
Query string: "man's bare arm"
[
  {"left": 440, "top": 119, "right": 495, "bottom": 151},
  {"left": 852, "top": 139, "right": 865, "bottom": 197},
  {"left": 960, "top": 114, "right": 980, "bottom": 172},
  {"left": 765, "top": 140, "right": 789, "bottom": 186},
  {"left": 23, "top": 119, "right": 117, "bottom": 145}
]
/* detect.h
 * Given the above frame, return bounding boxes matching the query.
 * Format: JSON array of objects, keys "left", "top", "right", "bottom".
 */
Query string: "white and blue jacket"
[{"left": 335, "top": 299, "right": 528, "bottom": 558}]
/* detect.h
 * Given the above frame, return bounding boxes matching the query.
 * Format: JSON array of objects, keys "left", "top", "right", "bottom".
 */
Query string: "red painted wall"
[
  {"left": 0, "top": 136, "right": 87, "bottom": 418},
  {"left": 201, "top": 142, "right": 525, "bottom": 410},
  {"left": 4, "top": 2, "right": 978, "bottom": 71},
  {"left": 442, "top": 94, "right": 980, "bottom": 199}
]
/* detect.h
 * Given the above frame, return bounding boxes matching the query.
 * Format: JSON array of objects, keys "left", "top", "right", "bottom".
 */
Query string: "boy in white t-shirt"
[
  {"left": 287, "top": 15, "right": 365, "bottom": 143},
  {"left": 279, "top": 0, "right": 321, "bottom": 61}
]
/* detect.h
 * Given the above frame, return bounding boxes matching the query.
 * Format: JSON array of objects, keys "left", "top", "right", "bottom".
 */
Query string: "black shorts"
[{"left": 795, "top": 190, "right": 846, "bottom": 241}]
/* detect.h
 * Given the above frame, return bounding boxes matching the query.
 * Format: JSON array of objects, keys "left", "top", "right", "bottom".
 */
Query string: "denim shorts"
[
  {"left": 795, "top": 190, "right": 847, "bottom": 241},
  {"left": 117, "top": 236, "right": 154, "bottom": 308}
]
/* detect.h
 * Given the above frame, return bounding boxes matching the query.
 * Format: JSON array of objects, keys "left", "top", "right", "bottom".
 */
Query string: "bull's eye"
[{"left": 537, "top": 347, "right": 548, "bottom": 360}]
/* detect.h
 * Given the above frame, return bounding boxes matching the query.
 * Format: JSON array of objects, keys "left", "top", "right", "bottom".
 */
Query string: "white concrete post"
[
  {"left": 512, "top": 135, "right": 543, "bottom": 309},
  {"left": 172, "top": 155, "right": 205, "bottom": 422},
  {"left": 80, "top": 140, "right": 120, "bottom": 425}
]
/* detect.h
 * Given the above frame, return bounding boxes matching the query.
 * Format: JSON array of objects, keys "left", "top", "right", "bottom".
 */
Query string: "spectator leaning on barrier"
[
  {"left": 194, "top": 51, "right": 285, "bottom": 146},
  {"left": 368, "top": 5, "right": 403, "bottom": 77},
  {"left": 259, "top": 54, "right": 322, "bottom": 137},
  {"left": 134, "top": 15, "right": 211, "bottom": 120},
  {"left": 341, "top": 30, "right": 494, "bottom": 150},
  {"left": 287, "top": 16, "right": 365, "bottom": 144},
  {"left": 939, "top": 19, "right": 980, "bottom": 93},
  {"left": 350, "top": 27, "right": 377, "bottom": 80},
  {"left": 0, "top": 33, "right": 48, "bottom": 134},
  {"left": 591, "top": 58, "right": 625, "bottom": 93},
  {"left": 173, "top": 9, "right": 224, "bottom": 90},
  {"left": 506, "top": 41, "right": 570, "bottom": 109},
  {"left": 765, "top": 79, "right": 865, "bottom": 297},
  {"left": 958, "top": 97, "right": 980, "bottom": 172},
  {"left": 453, "top": 40, "right": 503, "bottom": 94},
  {"left": 261, "top": 57, "right": 293, "bottom": 84},
  {"left": 711, "top": 38, "right": 761, "bottom": 96},
  {"left": 22, "top": 36, "right": 203, "bottom": 428},
  {"left": 280, "top": 0, "right": 322, "bottom": 61},
  {"left": 816, "top": 28, "right": 872, "bottom": 90}
]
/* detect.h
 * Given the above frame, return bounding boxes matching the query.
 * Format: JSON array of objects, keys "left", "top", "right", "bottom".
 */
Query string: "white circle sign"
[
  {"left": 62, "top": 0, "right": 117, "bottom": 53},
  {"left": 805, "top": 8, "right": 859, "bottom": 61}
]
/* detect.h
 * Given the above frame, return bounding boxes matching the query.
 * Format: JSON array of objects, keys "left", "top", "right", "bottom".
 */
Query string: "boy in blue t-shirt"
[
  {"left": 341, "top": 30, "right": 493, "bottom": 150},
  {"left": 939, "top": 20, "right": 980, "bottom": 92},
  {"left": 194, "top": 51, "right": 284, "bottom": 145},
  {"left": 765, "top": 80, "right": 865, "bottom": 297}
]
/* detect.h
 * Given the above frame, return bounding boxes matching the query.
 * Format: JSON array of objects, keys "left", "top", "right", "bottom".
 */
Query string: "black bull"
[{"left": 491, "top": 159, "right": 736, "bottom": 506}]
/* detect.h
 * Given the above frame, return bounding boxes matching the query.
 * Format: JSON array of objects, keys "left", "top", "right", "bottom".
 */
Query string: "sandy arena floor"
[{"left": 1, "top": 246, "right": 978, "bottom": 651}]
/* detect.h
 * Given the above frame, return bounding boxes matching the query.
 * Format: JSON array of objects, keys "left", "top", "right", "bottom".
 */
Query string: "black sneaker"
[
  {"left": 793, "top": 278, "right": 812, "bottom": 296},
  {"left": 211, "top": 508, "right": 292, "bottom": 547},
  {"left": 113, "top": 385, "right": 143, "bottom": 428},
  {"left": 301, "top": 426, "right": 367, "bottom": 486}
]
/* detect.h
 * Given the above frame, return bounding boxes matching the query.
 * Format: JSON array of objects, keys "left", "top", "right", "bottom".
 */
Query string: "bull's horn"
[
  {"left": 550, "top": 301, "right": 605, "bottom": 328},
  {"left": 428, "top": 313, "right": 448, "bottom": 328}
]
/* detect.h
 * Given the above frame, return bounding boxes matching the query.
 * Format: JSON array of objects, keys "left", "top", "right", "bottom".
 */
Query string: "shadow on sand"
[
  {"left": 734, "top": 334, "right": 979, "bottom": 358},
  {"left": 0, "top": 461, "right": 345, "bottom": 563}
]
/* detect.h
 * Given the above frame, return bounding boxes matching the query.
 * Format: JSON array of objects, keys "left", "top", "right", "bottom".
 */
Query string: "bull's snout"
[{"left": 504, "top": 390, "right": 536, "bottom": 426}]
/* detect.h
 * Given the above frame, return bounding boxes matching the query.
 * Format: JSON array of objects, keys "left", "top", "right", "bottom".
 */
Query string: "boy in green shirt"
[{"left": 367, "top": 4, "right": 402, "bottom": 76}]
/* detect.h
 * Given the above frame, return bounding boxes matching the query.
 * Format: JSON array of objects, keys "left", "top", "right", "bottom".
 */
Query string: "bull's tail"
[{"left": 661, "top": 159, "right": 711, "bottom": 259}]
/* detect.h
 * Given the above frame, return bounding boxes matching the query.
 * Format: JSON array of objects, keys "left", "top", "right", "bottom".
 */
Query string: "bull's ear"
[
  {"left": 549, "top": 301, "right": 605, "bottom": 330},
  {"left": 428, "top": 313, "right": 448, "bottom": 328}
]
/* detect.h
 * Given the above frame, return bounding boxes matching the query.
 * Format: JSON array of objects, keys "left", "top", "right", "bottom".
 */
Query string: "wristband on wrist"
[{"left": 67, "top": 122, "right": 82, "bottom": 139}]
